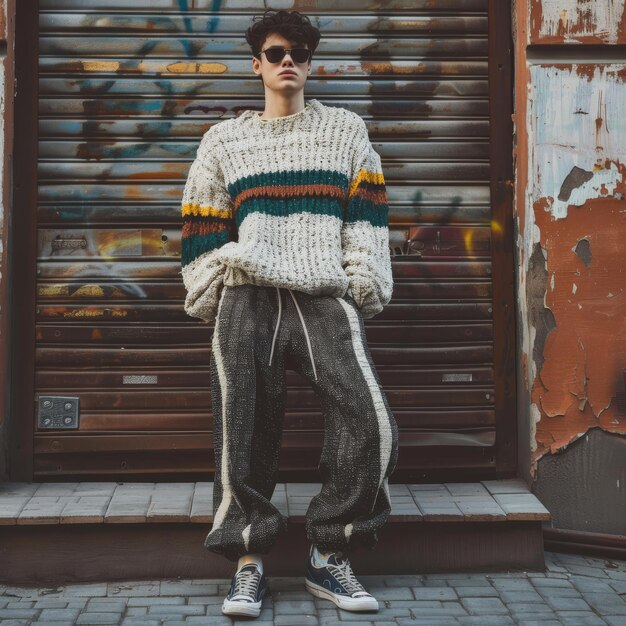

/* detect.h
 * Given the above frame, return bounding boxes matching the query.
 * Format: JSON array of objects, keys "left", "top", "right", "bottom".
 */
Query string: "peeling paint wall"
[
  {"left": 515, "top": 0, "right": 626, "bottom": 533},
  {"left": 530, "top": 0, "right": 626, "bottom": 44}
]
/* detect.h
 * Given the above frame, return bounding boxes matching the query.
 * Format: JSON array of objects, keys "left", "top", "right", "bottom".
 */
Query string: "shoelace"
[
  {"left": 327, "top": 556, "right": 370, "bottom": 597},
  {"left": 231, "top": 567, "right": 261, "bottom": 600}
]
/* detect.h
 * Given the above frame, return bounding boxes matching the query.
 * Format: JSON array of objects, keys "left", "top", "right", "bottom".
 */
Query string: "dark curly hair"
[{"left": 245, "top": 9, "right": 321, "bottom": 59}]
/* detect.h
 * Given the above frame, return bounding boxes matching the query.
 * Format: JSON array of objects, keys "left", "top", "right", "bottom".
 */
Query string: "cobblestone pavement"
[{"left": 0, "top": 551, "right": 625, "bottom": 625}]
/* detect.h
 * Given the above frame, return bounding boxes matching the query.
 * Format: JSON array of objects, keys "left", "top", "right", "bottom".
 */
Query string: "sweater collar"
[{"left": 244, "top": 98, "right": 321, "bottom": 133}]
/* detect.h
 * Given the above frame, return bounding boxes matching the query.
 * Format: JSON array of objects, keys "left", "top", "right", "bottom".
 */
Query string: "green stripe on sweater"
[
  {"left": 228, "top": 168, "right": 350, "bottom": 198},
  {"left": 181, "top": 230, "right": 230, "bottom": 268}
]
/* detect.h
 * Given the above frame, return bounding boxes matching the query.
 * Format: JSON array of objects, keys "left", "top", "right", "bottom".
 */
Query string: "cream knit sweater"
[{"left": 180, "top": 98, "right": 393, "bottom": 323}]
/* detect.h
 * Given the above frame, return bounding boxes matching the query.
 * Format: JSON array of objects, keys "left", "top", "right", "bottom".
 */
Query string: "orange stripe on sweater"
[{"left": 233, "top": 183, "right": 345, "bottom": 211}]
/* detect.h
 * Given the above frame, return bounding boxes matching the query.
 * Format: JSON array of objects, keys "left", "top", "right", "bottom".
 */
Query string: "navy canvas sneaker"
[
  {"left": 221, "top": 562, "right": 268, "bottom": 617},
  {"left": 305, "top": 544, "right": 379, "bottom": 611}
]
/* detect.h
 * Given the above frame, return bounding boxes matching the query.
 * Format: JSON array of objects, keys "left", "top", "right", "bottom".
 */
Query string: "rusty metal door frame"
[
  {"left": 489, "top": 0, "right": 518, "bottom": 476},
  {"left": 8, "top": 0, "right": 38, "bottom": 480}
]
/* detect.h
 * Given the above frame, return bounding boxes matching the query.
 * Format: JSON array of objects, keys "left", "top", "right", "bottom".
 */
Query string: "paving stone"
[
  {"left": 570, "top": 577, "right": 616, "bottom": 592},
  {"left": 186, "top": 596, "right": 223, "bottom": 604},
  {"left": 609, "top": 581, "right": 626, "bottom": 594},
  {"left": 159, "top": 581, "right": 217, "bottom": 596},
  {"left": 4, "top": 602, "right": 34, "bottom": 609},
  {"left": 507, "top": 601, "right": 558, "bottom": 614},
  {"left": 147, "top": 604, "right": 205, "bottom": 615},
  {"left": 0, "top": 497, "right": 29, "bottom": 522},
  {"left": 545, "top": 595, "right": 591, "bottom": 611},
  {"left": 456, "top": 617, "right": 516, "bottom": 625},
  {"left": 537, "top": 586, "right": 584, "bottom": 599},
  {"left": 531, "top": 577, "right": 577, "bottom": 588},
  {"left": 124, "top": 607, "right": 148, "bottom": 616},
  {"left": 605, "top": 617, "right": 626, "bottom": 626},
  {"left": 0, "top": 609, "right": 39, "bottom": 619},
  {"left": 459, "top": 597, "right": 509, "bottom": 614},
  {"left": 85, "top": 599, "right": 128, "bottom": 611},
  {"left": 581, "top": 592, "right": 626, "bottom": 614},
  {"left": 2, "top": 587, "right": 56, "bottom": 599},
  {"left": 412, "top": 587, "right": 458, "bottom": 600},
  {"left": 66, "top": 599, "right": 91, "bottom": 609},
  {"left": 318, "top": 608, "right": 340, "bottom": 619},
  {"left": 492, "top": 493, "right": 551, "bottom": 520},
  {"left": 320, "top": 622, "right": 373, "bottom": 626},
  {"left": 511, "top": 612, "right": 560, "bottom": 620},
  {"left": 380, "top": 575, "right": 424, "bottom": 587},
  {"left": 273, "top": 599, "right": 316, "bottom": 614},
  {"left": 401, "top": 602, "right": 469, "bottom": 617},
  {"left": 372, "top": 605, "right": 413, "bottom": 617},
  {"left": 498, "top": 589, "right": 545, "bottom": 602},
  {"left": 455, "top": 587, "right": 500, "bottom": 597},
  {"left": 126, "top": 597, "right": 185, "bottom": 606},
  {"left": 366, "top": 587, "right": 413, "bottom": 600},
  {"left": 32, "top": 599, "right": 70, "bottom": 608},
  {"left": 275, "top": 615, "right": 319, "bottom": 626},
  {"left": 567, "top": 565, "right": 611, "bottom": 579},
  {"left": 272, "top": 590, "right": 315, "bottom": 601},
  {"left": 555, "top": 610, "right": 610, "bottom": 625},
  {"left": 76, "top": 612, "right": 122, "bottom": 624}
]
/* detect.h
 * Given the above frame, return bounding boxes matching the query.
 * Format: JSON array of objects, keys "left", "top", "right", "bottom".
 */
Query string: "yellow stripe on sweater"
[
  {"left": 348, "top": 169, "right": 385, "bottom": 198},
  {"left": 182, "top": 202, "right": 231, "bottom": 219}
]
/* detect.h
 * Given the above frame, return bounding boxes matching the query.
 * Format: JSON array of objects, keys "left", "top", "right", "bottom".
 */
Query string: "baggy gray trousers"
[{"left": 205, "top": 282, "right": 399, "bottom": 562}]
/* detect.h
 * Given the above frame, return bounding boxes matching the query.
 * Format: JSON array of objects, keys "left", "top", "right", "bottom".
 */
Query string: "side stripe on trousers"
[
  {"left": 336, "top": 297, "right": 393, "bottom": 542},
  {"left": 206, "top": 287, "right": 253, "bottom": 551}
]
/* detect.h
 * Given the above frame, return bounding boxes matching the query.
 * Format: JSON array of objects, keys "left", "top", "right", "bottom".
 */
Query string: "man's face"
[{"left": 252, "top": 32, "right": 311, "bottom": 95}]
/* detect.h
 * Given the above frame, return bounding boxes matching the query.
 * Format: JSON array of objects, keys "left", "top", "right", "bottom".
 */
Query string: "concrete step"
[{"left": 0, "top": 479, "right": 550, "bottom": 584}]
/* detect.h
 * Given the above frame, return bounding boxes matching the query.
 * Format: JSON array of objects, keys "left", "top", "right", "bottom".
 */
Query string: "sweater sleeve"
[
  {"left": 341, "top": 119, "right": 393, "bottom": 318},
  {"left": 179, "top": 129, "right": 235, "bottom": 324}
]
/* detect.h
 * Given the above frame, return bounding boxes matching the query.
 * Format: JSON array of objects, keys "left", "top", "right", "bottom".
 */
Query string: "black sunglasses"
[{"left": 258, "top": 46, "right": 312, "bottom": 64}]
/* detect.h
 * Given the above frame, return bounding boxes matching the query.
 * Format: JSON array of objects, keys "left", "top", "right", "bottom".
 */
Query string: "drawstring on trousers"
[{"left": 268, "top": 287, "right": 318, "bottom": 381}]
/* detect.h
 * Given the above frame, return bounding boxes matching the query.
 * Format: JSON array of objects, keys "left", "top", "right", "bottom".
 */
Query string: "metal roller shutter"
[{"left": 32, "top": 0, "right": 515, "bottom": 481}]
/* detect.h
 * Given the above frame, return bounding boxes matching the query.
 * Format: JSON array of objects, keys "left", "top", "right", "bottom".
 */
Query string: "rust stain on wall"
[
  {"left": 520, "top": 62, "right": 626, "bottom": 474},
  {"left": 531, "top": 194, "right": 625, "bottom": 458},
  {"left": 530, "top": 0, "right": 626, "bottom": 44}
]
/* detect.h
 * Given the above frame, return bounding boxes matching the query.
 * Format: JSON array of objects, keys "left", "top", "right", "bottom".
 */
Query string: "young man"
[{"left": 180, "top": 9, "right": 399, "bottom": 619}]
